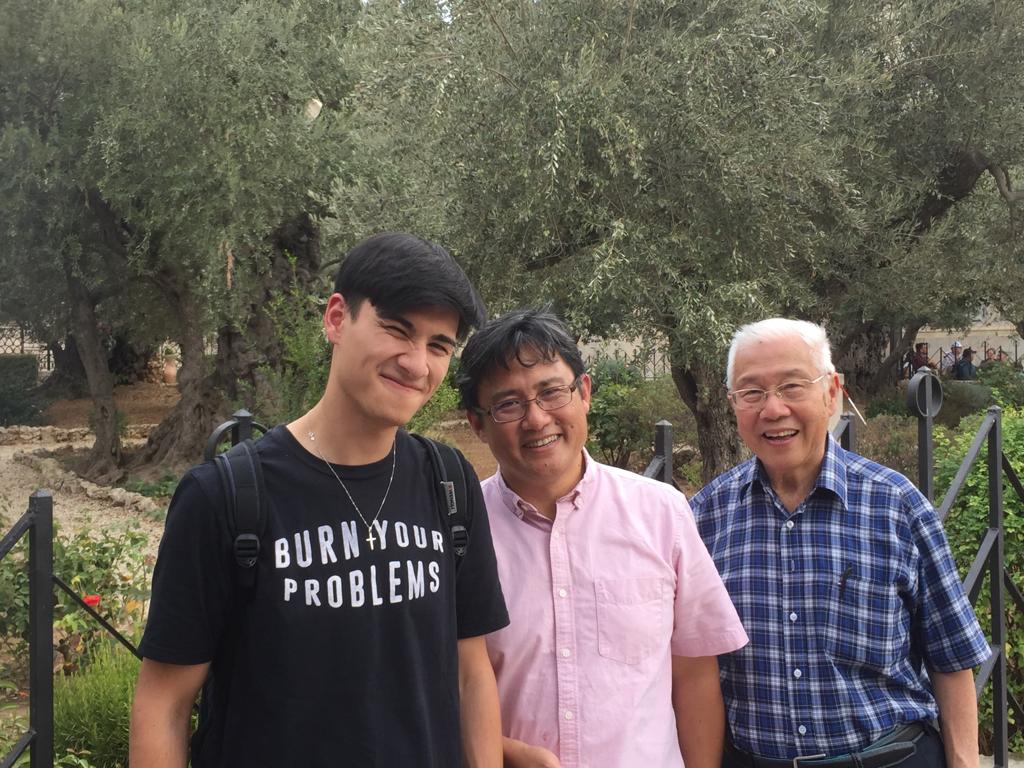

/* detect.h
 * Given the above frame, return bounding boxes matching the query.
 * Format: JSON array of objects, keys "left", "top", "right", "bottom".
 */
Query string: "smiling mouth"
[
  {"left": 523, "top": 435, "right": 560, "bottom": 448},
  {"left": 381, "top": 374, "right": 422, "bottom": 393},
  {"left": 764, "top": 429, "right": 798, "bottom": 442}
]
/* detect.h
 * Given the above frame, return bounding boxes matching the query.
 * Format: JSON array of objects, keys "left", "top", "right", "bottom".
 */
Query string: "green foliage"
[
  {"left": 0, "top": 523, "right": 149, "bottom": 680},
  {"left": 589, "top": 355, "right": 642, "bottom": 389},
  {"left": 0, "top": 354, "right": 40, "bottom": 426},
  {"left": 938, "top": 381, "right": 994, "bottom": 428},
  {"left": 588, "top": 374, "right": 694, "bottom": 469},
  {"left": 855, "top": 415, "right": 921, "bottom": 481},
  {"left": 977, "top": 362, "right": 1024, "bottom": 409},
  {"left": 407, "top": 376, "right": 461, "bottom": 434},
  {"left": 864, "top": 390, "right": 908, "bottom": 419},
  {"left": 53, "top": 641, "right": 139, "bottom": 768},
  {"left": 255, "top": 275, "right": 331, "bottom": 426},
  {"left": 936, "top": 407, "right": 1024, "bottom": 751},
  {"left": 336, "top": 0, "right": 1024, "bottom": 479},
  {"left": 120, "top": 473, "right": 179, "bottom": 499}
]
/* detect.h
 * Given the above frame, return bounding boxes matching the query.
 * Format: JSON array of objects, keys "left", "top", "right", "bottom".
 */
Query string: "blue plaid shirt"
[{"left": 691, "top": 436, "right": 990, "bottom": 760}]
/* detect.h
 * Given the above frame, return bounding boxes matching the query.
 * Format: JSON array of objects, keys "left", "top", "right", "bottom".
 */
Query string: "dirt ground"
[
  {"left": 2, "top": 383, "right": 496, "bottom": 547},
  {"left": 2, "top": 385, "right": 177, "bottom": 541},
  {"left": 42, "top": 382, "right": 181, "bottom": 429}
]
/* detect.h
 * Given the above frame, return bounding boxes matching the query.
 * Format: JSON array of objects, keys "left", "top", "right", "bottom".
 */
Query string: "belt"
[{"left": 726, "top": 722, "right": 928, "bottom": 768}]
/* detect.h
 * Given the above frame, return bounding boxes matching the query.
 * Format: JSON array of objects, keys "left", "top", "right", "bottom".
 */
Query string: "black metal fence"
[{"left": 0, "top": 491, "right": 54, "bottom": 768}]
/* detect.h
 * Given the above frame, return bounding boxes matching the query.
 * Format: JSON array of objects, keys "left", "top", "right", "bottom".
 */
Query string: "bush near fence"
[
  {"left": 0, "top": 354, "right": 40, "bottom": 426},
  {"left": 937, "top": 406, "right": 1024, "bottom": 752}
]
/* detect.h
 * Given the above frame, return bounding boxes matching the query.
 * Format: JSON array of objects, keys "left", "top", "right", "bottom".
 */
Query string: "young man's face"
[
  {"left": 467, "top": 351, "right": 591, "bottom": 505},
  {"left": 730, "top": 334, "right": 839, "bottom": 490},
  {"left": 325, "top": 295, "right": 458, "bottom": 429}
]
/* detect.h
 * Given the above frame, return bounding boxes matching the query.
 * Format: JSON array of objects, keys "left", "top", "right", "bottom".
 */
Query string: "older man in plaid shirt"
[{"left": 692, "top": 318, "right": 990, "bottom": 768}]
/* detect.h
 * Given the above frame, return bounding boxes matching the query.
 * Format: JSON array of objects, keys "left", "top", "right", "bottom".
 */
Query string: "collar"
[
  {"left": 741, "top": 434, "right": 849, "bottom": 511},
  {"left": 493, "top": 450, "right": 595, "bottom": 521}
]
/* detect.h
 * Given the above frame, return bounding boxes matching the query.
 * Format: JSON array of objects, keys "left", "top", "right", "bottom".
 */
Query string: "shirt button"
[
  {"left": 789, "top": 612, "right": 798, "bottom": 622},
  {"left": 785, "top": 520, "right": 795, "bottom": 530},
  {"left": 793, "top": 668, "right": 802, "bottom": 679},
  {"left": 558, "top": 588, "right": 568, "bottom": 598},
  {"left": 552, "top": 531, "right": 560, "bottom": 539},
  {"left": 564, "top": 710, "right": 574, "bottom": 721},
  {"left": 798, "top": 725, "right": 807, "bottom": 735},
  {"left": 561, "top": 648, "right": 571, "bottom": 658}
]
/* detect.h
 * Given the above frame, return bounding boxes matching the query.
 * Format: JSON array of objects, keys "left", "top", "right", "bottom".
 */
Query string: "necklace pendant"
[{"left": 366, "top": 531, "right": 377, "bottom": 550}]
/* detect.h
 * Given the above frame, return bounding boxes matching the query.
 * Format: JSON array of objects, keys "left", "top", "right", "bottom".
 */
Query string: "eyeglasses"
[
  {"left": 728, "top": 374, "right": 828, "bottom": 411},
  {"left": 477, "top": 376, "right": 583, "bottom": 423}
]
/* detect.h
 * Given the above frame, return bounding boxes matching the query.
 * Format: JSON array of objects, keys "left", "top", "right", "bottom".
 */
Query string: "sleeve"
[
  {"left": 453, "top": 451, "right": 510, "bottom": 639},
  {"left": 138, "top": 465, "right": 235, "bottom": 665},
  {"left": 909, "top": 492, "right": 991, "bottom": 671},
  {"left": 670, "top": 492, "right": 749, "bottom": 657}
]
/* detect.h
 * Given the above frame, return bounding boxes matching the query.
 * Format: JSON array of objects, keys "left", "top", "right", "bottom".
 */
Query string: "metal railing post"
[
  {"left": 988, "top": 408, "right": 1008, "bottom": 767},
  {"left": 906, "top": 371, "right": 942, "bottom": 502},
  {"left": 835, "top": 413, "right": 856, "bottom": 452},
  {"left": 233, "top": 409, "right": 253, "bottom": 444},
  {"left": 654, "top": 420, "right": 673, "bottom": 485},
  {"left": 28, "top": 490, "right": 54, "bottom": 768}
]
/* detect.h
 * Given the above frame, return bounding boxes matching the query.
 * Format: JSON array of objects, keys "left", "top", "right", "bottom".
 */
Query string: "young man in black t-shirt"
[{"left": 130, "top": 233, "right": 509, "bottom": 768}]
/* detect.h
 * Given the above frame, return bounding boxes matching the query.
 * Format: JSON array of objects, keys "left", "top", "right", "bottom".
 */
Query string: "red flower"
[{"left": 83, "top": 594, "right": 101, "bottom": 608}]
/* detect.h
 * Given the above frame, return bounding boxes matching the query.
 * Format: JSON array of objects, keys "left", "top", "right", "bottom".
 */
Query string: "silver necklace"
[{"left": 308, "top": 431, "right": 396, "bottom": 550}]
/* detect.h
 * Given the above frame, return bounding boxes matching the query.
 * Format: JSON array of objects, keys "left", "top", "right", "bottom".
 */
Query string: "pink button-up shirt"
[{"left": 482, "top": 453, "right": 748, "bottom": 768}]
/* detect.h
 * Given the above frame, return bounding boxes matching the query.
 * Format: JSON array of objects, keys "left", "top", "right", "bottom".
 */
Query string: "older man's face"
[{"left": 731, "top": 335, "right": 839, "bottom": 489}]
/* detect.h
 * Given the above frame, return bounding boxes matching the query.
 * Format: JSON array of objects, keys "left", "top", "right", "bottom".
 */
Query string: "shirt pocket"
[
  {"left": 594, "top": 577, "right": 670, "bottom": 665},
  {"left": 825, "top": 575, "right": 902, "bottom": 671}
]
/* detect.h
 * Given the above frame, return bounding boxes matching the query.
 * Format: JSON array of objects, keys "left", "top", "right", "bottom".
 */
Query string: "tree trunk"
[
  {"left": 832, "top": 322, "right": 899, "bottom": 396},
  {"left": 132, "top": 215, "right": 322, "bottom": 471},
  {"left": 40, "top": 335, "right": 88, "bottom": 396},
  {"left": 865, "top": 323, "right": 922, "bottom": 394},
  {"left": 65, "top": 273, "right": 123, "bottom": 481},
  {"left": 670, "top": 357, "right": 744, "bottom": 484},
  {"left": 130, "top": 278, "right": 224, "bottom": 471}
]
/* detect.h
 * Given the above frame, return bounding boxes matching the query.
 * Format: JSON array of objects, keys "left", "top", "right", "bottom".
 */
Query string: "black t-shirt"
[{"left": 139, "top": 426, "right": 509, "bottom": 767}]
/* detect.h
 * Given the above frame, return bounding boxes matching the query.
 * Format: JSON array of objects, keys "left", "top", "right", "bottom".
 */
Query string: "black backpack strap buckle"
[
  {"left": 234, "top": 533, "right": 261, "bottom": 568},
  {"left": 450, "top": 524, "right": 469, "bottom": 557}
]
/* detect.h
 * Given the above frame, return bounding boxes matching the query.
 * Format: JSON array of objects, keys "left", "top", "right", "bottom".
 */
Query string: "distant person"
[
  {"left": 693, "top": 317, "right": 989, "bottom": 768},
  {"left": 955, "top": 348, "right": 978, "bottom": 380},
  {"left": 998, "top": 350, "right": 1011, "bottom": 363},
  {"left": 130, "top": 233, "right": 508, "bottom": 768},
  {"left": 910, "top": 341, "right": 934, "bottom": 373},
  {"left": 940, "top": 340, "right": 963, "bottom": 375},
  {"left": 457, "top": 308, "right": 748, "bottom": 768},
  {"left": 980, "top": 347, "right": 998, "bottom": 368}
]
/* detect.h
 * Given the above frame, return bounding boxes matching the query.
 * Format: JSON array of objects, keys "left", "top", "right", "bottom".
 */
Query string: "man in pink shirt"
[{"left": 455, "top": 309, "right": 748, "bottom": 768}]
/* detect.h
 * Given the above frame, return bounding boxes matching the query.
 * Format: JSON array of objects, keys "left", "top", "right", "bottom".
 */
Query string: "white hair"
[{"left": 726, "top": 317, "right": 835, "bottom": 389}]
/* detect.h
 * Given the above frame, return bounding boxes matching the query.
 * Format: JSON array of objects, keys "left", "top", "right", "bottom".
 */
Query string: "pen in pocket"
[{"left": 838, "top": 564, "right": 855, "bottom": 598}]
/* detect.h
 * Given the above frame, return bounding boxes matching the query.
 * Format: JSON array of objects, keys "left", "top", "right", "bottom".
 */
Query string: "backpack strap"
[
  {"left": 411, "top": 433, "right": 471, "bottom": 560},
  {"left": 213, "top": 439, "right": 267, "bottom": 587}
]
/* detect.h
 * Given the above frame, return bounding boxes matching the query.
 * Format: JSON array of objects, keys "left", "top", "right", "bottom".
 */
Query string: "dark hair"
[
  {"left": 334, "top": 232, "right": 486, "bottom": 341},
  {"left": 915, "top": 342, "right": 928, "bottom": 352},
  {"left": 455, "top": 308, "right": 586, "bottom": 410}
]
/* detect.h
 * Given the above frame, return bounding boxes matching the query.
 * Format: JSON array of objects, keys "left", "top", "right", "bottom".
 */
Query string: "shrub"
[
  {"left": 0, "top": 522, "right": 149, "bottom": 681},
  {"left": 854, "top": 415, "right": 921, "bottom": 481},
  {"left": 588, "top": 374, "right": 694, "bottom": 469},
  {"left": 253, "top": 270, "right": 331, "bottom": 426},
  {"left": 53, "top": 641, "right": 139, "bottom": 768},
  {"left": 935, "top": 406, "right": 1024, "bottom": 752},
  {"left": 936, "top": 380, "right": 993, "bottom": 428},
  {"left": 977, "top": 362, "right": 1024, "bottom": 409},
  {"left": 407, "top": 374, "right": 460, "bottom": 434},
  {"left": 864, "top": 389, "right": 907, "bottom": 419},
  {"left": 0, "top": 354, "right": 40, "bottom": 426},
  {"left": 120, "top": 472, "right": 179, "bottom": 499}
]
